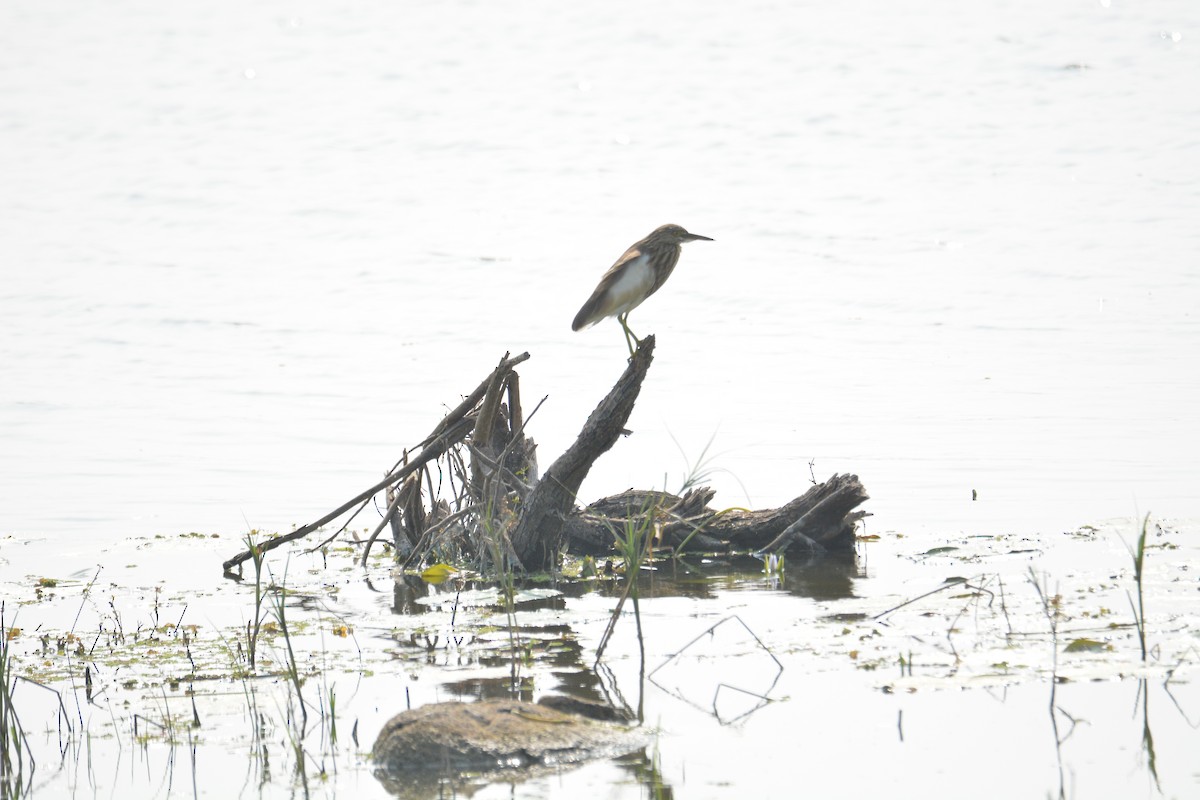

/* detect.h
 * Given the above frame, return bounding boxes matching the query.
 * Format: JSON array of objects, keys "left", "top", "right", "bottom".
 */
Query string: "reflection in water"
[
  {"left": 370, "top": 552, "right": 865, "bottom": 798},
  {"left": 390, "top": 574, "right": 434, "bottom": 616},
  {"left": 1136, "top": 678, "right": 1160, "bottom": 793},
  {"left": 442, "top": 675, "right": 534, "bottom": 704},
  {"left": 1047, "top": 684, "right": 1077, "bottom": 800},
  {"left": 778, "top": 550, "right": 861, "bottom": 600},
  {"left": 650, "top": 615, "right": 784, "bottom": 725},
  {"left": 374, "top": 745, "right": 671, "bottom": 800},
  {"left": 554, "top": 550, "right": 863, "bottom": 603},
  {"left": 1030, "top": 569, "right": 1072, "bottom": 800},
  {"left": 382, "top": 550, "right": 863, "bottom": 622},
  {"left": 372, "top": 575, "right": 665, "bottom": 800},
  {"left": 614, "top": 749, "right": 675, "bottom": 800},
  {"left": 368, "top": 547, "right": 849, "bottom": 795},
  {"left": 376, "top": 550, "right": 862, "bottom": 716}
]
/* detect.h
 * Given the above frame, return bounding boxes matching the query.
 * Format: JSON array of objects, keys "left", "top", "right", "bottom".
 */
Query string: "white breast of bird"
[{"left": 598, "top": 253, "right": 655, "bottom": 319}]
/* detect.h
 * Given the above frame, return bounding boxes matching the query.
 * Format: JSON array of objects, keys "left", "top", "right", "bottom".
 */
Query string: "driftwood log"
[
  {"left": 563, "top": 472, "right": 869, "bottom": 556},
  {"left": 221, "top": 337, "right": 868, "bottom": 575}
]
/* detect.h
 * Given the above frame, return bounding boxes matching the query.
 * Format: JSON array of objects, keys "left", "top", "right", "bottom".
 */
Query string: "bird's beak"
[{"left": 685, "top": 233, "right": 714, "bottom": 242}]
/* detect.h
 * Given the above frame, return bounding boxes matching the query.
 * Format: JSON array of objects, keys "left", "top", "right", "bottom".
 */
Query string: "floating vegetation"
[{"left": 0, "top": 517, "right": 1196, "bottom": 798}]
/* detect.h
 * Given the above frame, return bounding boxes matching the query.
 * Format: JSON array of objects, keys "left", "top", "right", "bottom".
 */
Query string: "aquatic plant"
[
  {"left": 1124, "top": 513, "right": 1152, "bottom": 662},
  {"left": 244, "top": 531, "right": 267, "bottom": 672},
  {"left": 595, "top": 494, "right": 660, "bottom": 668},
  {"left": 1, "top": 603, "right": 34, "bottom": 799},
  {"left": 480, "top": 498, "right": 524, "bottom": 687},
  {"left": 269, "top": 578, "right": 306, "bottom": 725}
]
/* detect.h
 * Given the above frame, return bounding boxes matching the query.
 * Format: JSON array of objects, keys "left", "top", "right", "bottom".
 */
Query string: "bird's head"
[{"left": 652, "top": 224, "right": 713, "bottom": 244}]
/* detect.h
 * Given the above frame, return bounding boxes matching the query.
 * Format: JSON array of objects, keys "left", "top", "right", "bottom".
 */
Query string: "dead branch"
[
  {"left": 560, "top": 473, "right": 868, "bottom": 557},
  {"left": 507, "top": 336, "right": 657, "bottom": 571},
  {"left": 224, "top": 339, "right": 869, "bottom": 577},
  {"left": 220, "top": 351, "right": 529, "bottom": 573}
]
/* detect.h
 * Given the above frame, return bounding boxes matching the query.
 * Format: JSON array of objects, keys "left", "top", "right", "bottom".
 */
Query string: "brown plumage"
[{"left": 571, "top": 224, "right": 713, "bottom": 353}]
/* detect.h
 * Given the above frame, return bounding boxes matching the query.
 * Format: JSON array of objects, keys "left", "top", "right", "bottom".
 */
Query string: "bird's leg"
[{"left": 618, "top": 313, "right": 638, "bottom": 357}]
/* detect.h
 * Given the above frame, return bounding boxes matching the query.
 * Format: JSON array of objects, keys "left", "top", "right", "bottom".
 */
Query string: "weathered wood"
[
  {"left": 561, "top": 473, "right": 868, "bottom": 557},
  {"left": 508, "top": 337, "right": 657, "bottom": 571},
  {"left": 385, "top": 481, "right": 413, "bottom": 559},
  {"left": 226, "top": 340, "right": 870, "bottom": 576},
  {"left": 469, "top": 354, "right": 512, "bottom": 501},
  {"left": 753, "top": 473, "right": 869, "bottom": 553},
  {"left": 220, "top": 352, "right": 529, "bottom": 573}
]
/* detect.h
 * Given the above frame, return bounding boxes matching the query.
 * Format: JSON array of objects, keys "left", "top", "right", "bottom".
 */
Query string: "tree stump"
[{"left": 220, "top": 340, "right": 868, "bottom": 575}]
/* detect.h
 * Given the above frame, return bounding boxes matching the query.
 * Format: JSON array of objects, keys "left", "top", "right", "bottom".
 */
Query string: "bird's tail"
[{"left": 571, "top": 295, "right": 603, "bottom": 331}]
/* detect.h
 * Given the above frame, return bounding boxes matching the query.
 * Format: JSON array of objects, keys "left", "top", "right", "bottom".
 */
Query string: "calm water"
[
  {"left": 2, "top": 0, "right": 1199, "bottom": 797},
  {"left": 2, "top": 0, "right": 1197, "bottom": 544}
]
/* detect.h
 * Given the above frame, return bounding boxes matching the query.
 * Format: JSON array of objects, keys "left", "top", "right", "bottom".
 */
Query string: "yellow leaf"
[
  {"left": 1064, "top": 638, "right": 1109, "bottom": 653},
  {"left": 421, "top": 563, "right": 458, "bottom": 584}
]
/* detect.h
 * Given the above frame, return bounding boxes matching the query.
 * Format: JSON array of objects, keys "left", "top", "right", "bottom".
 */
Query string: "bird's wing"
[
  {"left": 599, "top": 243, "right": 646, "bottom": 281},
  {"left": 572, "top": 248, "right": 655, "bottom": 330}
]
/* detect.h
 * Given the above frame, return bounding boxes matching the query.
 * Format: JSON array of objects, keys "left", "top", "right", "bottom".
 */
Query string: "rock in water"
[{"left": 372, "top": 698, "right": 646, "bottom": 774}]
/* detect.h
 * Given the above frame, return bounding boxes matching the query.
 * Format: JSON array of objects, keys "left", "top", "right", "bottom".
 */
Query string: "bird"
[{"left": 571, "top": 224, "right": 713, "bottom": 355}]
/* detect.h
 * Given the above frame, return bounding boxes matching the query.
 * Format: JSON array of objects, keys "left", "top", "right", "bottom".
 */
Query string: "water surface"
[{"left": 1, "top": 0, "right": 1198, "bottom": 797}]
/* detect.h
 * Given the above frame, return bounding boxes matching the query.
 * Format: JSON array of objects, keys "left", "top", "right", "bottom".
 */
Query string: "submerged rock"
[{"left": 372, "top": 697, "right": 646, "bottom": 776}]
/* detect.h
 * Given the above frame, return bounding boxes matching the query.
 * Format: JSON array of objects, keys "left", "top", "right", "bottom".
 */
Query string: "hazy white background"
[
  {"left": 2, "top": 0, "right": 1198, "bottom": 549},
  {"left": 2, "top": 4, "right": 1199, "bottom": 798}
]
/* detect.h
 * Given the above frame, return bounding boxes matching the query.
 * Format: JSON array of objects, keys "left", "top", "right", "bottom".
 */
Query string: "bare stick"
[
  {"left": 221, "top": 352, "right": 529, "bottom": 572},
  {"left": 307, "top": 495, "right": 373, "bottom": 553},
  {"left": 426, "top": 352, "right": 530, "bottom": 447},
  {"left": 509, "top": 337, "right": 656, "bottom": 571},
  {"left": 361, "top": 469, "right": 426, "bottom": 566},
  {"left": 872, "top": 577, "right": 968, "bottom": 621}
]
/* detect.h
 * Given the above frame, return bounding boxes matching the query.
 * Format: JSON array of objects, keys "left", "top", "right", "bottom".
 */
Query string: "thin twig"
[
  {"left": 401, "top": 506, "right": 480, "bottom": 570},
  {"left": 220, "top": 352, "right": 529, "bottom": 572},
  {"left": 307, "top": 496, "right": 374, "bottom": 553},
  {"left": 873, "top": 577, "right": 968, "bottom": 621},
  {"left": 222, "top": 416, "right": 474, "bottom": 572}
]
